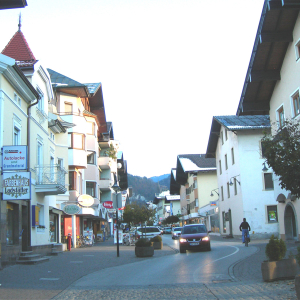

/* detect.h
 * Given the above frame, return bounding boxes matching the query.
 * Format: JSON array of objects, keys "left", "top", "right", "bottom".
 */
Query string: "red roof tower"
[{"left": 1, "top": 15, "right": 37, "bottom": 67}]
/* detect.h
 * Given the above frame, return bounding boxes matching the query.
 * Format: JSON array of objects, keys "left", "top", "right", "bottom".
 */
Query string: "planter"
[
  {"left": 151, "top": 241, "right": 163, "bottom": 250},
  {"left": 261, "top": 258, "right": 297, "bottom": 282},
  {"left": 135, "top": 246, "right": 154, "bottom": 257},
  {"left": 295, "top": 275, "right": 300, "bottom": 299}
]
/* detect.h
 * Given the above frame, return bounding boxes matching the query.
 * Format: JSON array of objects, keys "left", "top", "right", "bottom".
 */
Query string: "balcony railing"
[{"left": 32, "top": 165, "right": 67, "bottom": 195}]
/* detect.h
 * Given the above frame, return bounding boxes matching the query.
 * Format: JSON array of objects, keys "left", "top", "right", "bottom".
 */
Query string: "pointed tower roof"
[{"left": 1, "top": 16, "right": 37, "bottom": 68}]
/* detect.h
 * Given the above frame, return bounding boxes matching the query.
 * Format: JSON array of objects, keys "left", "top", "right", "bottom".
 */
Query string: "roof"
[
  {"left": 236, "top": 1, "right": 300, "bottom": 116},
  {"left": 0, "top": 1, "right": 27, "bottom": 10},
  {"left": 1, "top": 29, "right": 37, "bottom": 68},
  {"left": 206, "top": 115, "right": 270, "bottom": 158},
  {"left": 176, "top": 154, "right": 216, "bottom": 185}
]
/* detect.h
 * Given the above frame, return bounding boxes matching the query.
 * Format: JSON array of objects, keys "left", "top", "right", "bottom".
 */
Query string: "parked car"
[
  {"left": 136, "top": 226, "right": 161, "bottom": 239},
  {"left": 179, "top": 224, "right": 211, "bottom": 253},
  {"left": 171, "top": 227, "right": 182, "bottom": 239},
  {"left": 163, "top": 227, "right": 172, "bottom": 234}
]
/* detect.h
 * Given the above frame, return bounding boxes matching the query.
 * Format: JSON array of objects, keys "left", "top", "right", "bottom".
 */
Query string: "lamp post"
[{"left": 111, "top": 173, "right": 121, "bottom": 257}]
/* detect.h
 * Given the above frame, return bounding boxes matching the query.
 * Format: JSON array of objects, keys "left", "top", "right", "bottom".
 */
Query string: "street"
[{"left": 0, "top": 235, "right": 298, "bottom": 300}]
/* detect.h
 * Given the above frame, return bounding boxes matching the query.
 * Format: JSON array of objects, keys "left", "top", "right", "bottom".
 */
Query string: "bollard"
[{"left": 67, "top": 233, "right": 72, "bottom": 251}]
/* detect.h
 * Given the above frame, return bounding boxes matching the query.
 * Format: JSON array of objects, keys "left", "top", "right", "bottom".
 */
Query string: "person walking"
[{"left": 239, "top": 218, "right": 251, "bottom": 243}]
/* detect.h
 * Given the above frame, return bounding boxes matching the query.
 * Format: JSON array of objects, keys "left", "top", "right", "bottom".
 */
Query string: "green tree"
[{"left": 262, "top": 119, "right": 300, "bottom": 198}]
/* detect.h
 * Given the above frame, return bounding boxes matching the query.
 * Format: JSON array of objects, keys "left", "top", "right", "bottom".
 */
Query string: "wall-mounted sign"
[
  {"left": 2, "top": 145, "right": 28, "bottom": 171},
  {"left": 63, "top": 204, "right": 81, "bottom": 215},
  {"left": 77, "top": 194, "right": 94, "bottom": 207},
  {"left": 103, "top": 201, "right": 113, "bottom": 209},
  {"left": 3, "top": 172, "right": 31, "bottom": 200}
]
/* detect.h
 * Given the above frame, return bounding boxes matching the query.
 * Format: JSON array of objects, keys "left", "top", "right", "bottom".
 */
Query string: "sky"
[{"left": 0, "top": 0, "right": 264, "bottom": 178}]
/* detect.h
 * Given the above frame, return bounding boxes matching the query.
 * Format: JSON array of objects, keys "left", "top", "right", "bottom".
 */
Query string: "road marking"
[{"left": 39, "top": 278, "right": 60, "bottom": 281}]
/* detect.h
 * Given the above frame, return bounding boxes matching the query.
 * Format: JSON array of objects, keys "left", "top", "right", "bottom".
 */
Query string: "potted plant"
[
  {"left": 150, "top": 235, "right": 163, "bottom": 250},
  {"left": 135, "top": 238, "right": 154, "bottom": 257},
  {"left": 261, "top": 235, "right": 296, "bottom": 282},
  {"left": 294, "top": 246, "right": 300, "bottom": 298}
]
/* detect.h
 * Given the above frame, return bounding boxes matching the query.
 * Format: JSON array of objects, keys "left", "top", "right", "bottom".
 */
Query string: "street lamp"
[
  {"left": 111, "top": 173, "right": 121, "bottom": 257},
  {"left": 210, "top": 188, "right": 219, "bottom": 197}
]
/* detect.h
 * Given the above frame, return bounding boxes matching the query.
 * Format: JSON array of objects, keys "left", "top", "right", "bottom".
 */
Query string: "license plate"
[{"left": 190, "top": 242, "right": 199, "bottom": 246}]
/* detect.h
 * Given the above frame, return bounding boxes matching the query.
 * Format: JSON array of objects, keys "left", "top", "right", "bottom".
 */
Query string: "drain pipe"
[{"left": 26, "top": 96, "right": 40, "bottom": 251}]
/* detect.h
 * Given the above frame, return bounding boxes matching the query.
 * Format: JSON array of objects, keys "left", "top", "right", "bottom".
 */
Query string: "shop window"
[
  {"left": 6, "top": 202, "right": 18, "bottom": 245},
  {"left": 267, "top": 205, "right": 278, "bottom": 223}
]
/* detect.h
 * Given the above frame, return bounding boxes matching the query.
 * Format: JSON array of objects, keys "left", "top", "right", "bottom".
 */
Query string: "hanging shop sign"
[
  {"left": 77, "top": 194, "right": 94, "bottom": 207},
  {"left": 2, "top": 145, "right": 28, "bottom": 171},
  {"left": 63, "top": 204, "right": 81, "bottom": 215},
  {"left": 2, "top": 172, "right": 31, "bottom": 200},
  {"left": 103, "top": 201, "right": 113, "bottom": 209}
]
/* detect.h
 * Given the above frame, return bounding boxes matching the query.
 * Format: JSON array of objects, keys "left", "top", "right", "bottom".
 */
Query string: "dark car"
[{"left": 179, "top": 224, "right": 211, "bottom": 253}]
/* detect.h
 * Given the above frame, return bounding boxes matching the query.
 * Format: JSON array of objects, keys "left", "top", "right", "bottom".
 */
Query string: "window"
[
  {"left": 219, "top": 160, "right": 222, "bottom": 175},
  {"left": 87, "top": 152, "right": 96, "bottom": 164},
  {"left": 225, "top": 154, "right": 228, "bottom": 170},
  {"left": 65, "top": 102, "right": 73, "bottom": 114},
  {"left": 234, "top": 178, "right": 238, "bottom": 195},
  {"left": 221, "top": 186, "right": 224, "bottom": 201},
  {"left": 221, "top": 131, "right": 224, "bottom": 145},
  {"left": 295, "top": 39, "right": 300, "bottom": 60},
  {"left": 267, "top": 205, "right": 278, "bottom": 223},
  {"left": 292, "top": 91, "right": 300, "bottom": 117},
  {"left": 231, "top": 148, "right": 235, "bottom": 165},
  {"left": 37, "top": 88, "right": 44, "bottom": 112},
  {"left": 13, "top": 126, "right": 21, "bottom": 145},
  {"left": 86, "top": 181, "right": 96, "bottom": 197},
  {"left": 264, "top": 173, "right": 274, "bottom": 190},
  {"left": 87, "top": 122, "right": 95, "bottom": 135},
  {"left": 227, "top": 182, "right": 230, "bottom": 198},
  {"left": 225, "top": 129, "right": 228, "bottom": 141},
  {"left": 277, "top": 106, "right": 285, "bottom": 128},
  {"left": 68, "top": 133, "right": 85, "bottom": 150},
  {"left": 69, "top": 171, "right": 78, "bottom": 191},
  {"left": 14, "top": 93, "right": 21, "bottom": 106}
]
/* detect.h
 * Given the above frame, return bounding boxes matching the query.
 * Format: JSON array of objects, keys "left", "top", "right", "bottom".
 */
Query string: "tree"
[
  {"left": 123, "top": 203, "right": 156, "bottom": 226},
  {"left": 262, "top": 119, "right": 300, "bottom": 198}
]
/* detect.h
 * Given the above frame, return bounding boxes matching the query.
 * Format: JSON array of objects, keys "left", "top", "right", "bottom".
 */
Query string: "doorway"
[{"left": 284, "top": 204, "right": 297, "bottom": 240}]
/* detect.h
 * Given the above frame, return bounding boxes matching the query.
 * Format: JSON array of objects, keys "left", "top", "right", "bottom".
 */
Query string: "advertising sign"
[
  {"left": 77, "top": 194, "right": 94, "bottom": 207},
  {"left": 3, "top": 172, "right": 31, "bottom": 200},
  {"left": 103, "top": 201, "right": 113, "bottom": 209},
  {"left": 63, "top": 204, "right": 81, "bottom": 215},
  {"left": 2, "top": 146, "right": 27, "bottom": 171}
]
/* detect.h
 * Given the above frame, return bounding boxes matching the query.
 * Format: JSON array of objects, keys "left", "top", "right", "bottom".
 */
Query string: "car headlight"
[
  {"left": 202, "top": 236, "right": 209, "bottom": 241},
  {"left": 179, "top": 238, "right": 187, "bottom": 243}
]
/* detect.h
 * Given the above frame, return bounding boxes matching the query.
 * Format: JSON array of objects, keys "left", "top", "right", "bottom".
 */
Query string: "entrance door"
[
  {"left": 22, "top": 205, "right": 28, "bottom": 251},
  {"left": 284, "top": 205, "right": 297, "bottom": 240}
]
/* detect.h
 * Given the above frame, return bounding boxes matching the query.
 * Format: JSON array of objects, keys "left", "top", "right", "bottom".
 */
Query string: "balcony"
[
  {"left": 32, "top": 165, "right": 67, "bottom": 195},
  {"left": 99, "top": 178, "right": 113, "bottom": 191},
  {"left": 98, "top": 156, "right": 111, "bottom": 170}
]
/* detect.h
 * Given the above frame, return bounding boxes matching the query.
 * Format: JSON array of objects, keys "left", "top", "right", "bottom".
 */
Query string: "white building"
[{"left": 206, "top": 115, "right": 279, "bottom": 239}]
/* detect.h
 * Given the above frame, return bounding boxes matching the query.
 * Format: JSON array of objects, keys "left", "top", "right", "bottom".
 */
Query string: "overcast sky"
[{"left": 0, "top": 0, "right": 264, "bottom": 178}]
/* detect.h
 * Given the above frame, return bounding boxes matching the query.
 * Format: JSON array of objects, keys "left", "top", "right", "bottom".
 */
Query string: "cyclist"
[{"left": 239, "top": 218, "right": 251, "bottom": 243}]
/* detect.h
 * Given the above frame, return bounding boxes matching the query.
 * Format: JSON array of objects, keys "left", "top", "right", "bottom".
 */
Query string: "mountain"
[
  {"left": 150, "top": 174, "right": 169, "bottom": 182},
  {"left": 127, "top": 174, "right": 171, "bottom": 202}
]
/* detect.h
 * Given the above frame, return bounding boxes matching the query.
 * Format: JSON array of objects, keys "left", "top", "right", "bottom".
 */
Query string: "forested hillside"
[{"left": 128, "top": 174, "right": 171, "bottom": 201}]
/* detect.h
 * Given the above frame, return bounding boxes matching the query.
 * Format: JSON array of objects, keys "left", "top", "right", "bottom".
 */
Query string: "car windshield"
[
  {"left": 138, "top": 227, "right": 160, "bottom": 233},
  {"left": 182, "top": 225, "right": 207, "bottom": 234}
]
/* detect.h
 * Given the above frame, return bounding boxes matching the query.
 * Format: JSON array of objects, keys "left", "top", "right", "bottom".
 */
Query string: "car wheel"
[{"left": 180, "top": 247, "right": 186, "bottom": 253}]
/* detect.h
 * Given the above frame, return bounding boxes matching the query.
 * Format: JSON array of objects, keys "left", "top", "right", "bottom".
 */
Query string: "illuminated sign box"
[
  {"left": 3, "top": 172, "right": 31, "bottom": 200},
  {"left": 2, "top": 145, "right": 28, "bottom": 170}
]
